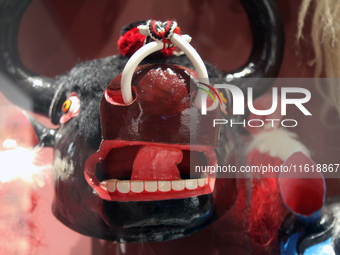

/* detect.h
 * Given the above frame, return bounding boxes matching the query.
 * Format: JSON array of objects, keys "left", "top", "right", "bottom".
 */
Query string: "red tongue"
[{"left": 131, "top": 146, "right": 182, "bottom": 180}]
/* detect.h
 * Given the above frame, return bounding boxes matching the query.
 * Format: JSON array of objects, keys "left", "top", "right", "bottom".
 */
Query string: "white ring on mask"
[{"left": 120, "top": 25, "right": 208, "bottom": 107}]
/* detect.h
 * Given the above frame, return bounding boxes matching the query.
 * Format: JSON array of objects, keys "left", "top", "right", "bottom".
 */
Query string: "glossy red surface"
[{"left": 101, "top": 64, "right": 221, "bottom": 145}]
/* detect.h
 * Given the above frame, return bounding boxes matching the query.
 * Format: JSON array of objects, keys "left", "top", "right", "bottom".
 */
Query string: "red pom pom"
[
  {"left": 118, "top": 26, "right": 177, "bottom": 57},
  {"left": 118, "top": 27, "right": 146, "bottom": 57}
]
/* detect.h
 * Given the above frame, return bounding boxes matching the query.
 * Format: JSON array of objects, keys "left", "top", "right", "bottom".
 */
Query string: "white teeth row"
[{"left": 100, "top": 178, "right": 209, "bottom": 194}]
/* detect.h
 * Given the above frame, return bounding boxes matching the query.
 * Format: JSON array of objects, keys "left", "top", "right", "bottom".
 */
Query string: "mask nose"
[{"left": 100, "top": 63, "right": 221, "bottom": 145}]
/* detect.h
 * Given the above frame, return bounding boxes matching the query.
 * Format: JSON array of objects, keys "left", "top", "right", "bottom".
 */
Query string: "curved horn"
[
  {"left": 0, "top": 0, "right": 57, "bottom": 115},
  {"left": 221, "top": 0, "right": 284, "bottom": 99}
]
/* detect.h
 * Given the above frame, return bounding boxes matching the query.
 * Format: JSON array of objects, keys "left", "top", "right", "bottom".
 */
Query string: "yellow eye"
[
  {"left": 62, "top": 99, "right": 71, "bottom": 113},
  {"left": 60, "top": 95, "right": 80, "bottom": 124}
]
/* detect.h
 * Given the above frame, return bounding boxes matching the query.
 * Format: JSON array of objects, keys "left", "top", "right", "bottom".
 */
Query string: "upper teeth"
[
  {"left": 185, "top": 179, "right": 198, "bottom": 190},
  {"left": 198, "top": 178, "right": 205, "bottom": 187},
  {"left": 158, "top": 181, "right": 171, "bottom": 192},
  {"left": 172, "top": 180, "right": 185, "bottom": 191},
  {"left": 101, "top": 178, "right": 210, "bottom": 194},
  {"left": 145, "top": 181, "right": 158, "bottom": 192},
  {"left": 131, "top": 181, "right": 143, "bottom": 193},
  {"left": 117, "top": 181, "right": 130, "bottom": 193}
]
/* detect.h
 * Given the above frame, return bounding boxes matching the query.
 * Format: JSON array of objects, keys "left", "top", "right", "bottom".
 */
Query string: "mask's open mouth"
[{"left": 84, "top": 140, "right": 216, "bottom": 202}]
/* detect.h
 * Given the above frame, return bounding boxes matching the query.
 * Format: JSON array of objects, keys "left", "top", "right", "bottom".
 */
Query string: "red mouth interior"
[{"left": 95, "top": 146, "right": 208, "bottom": 182}]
